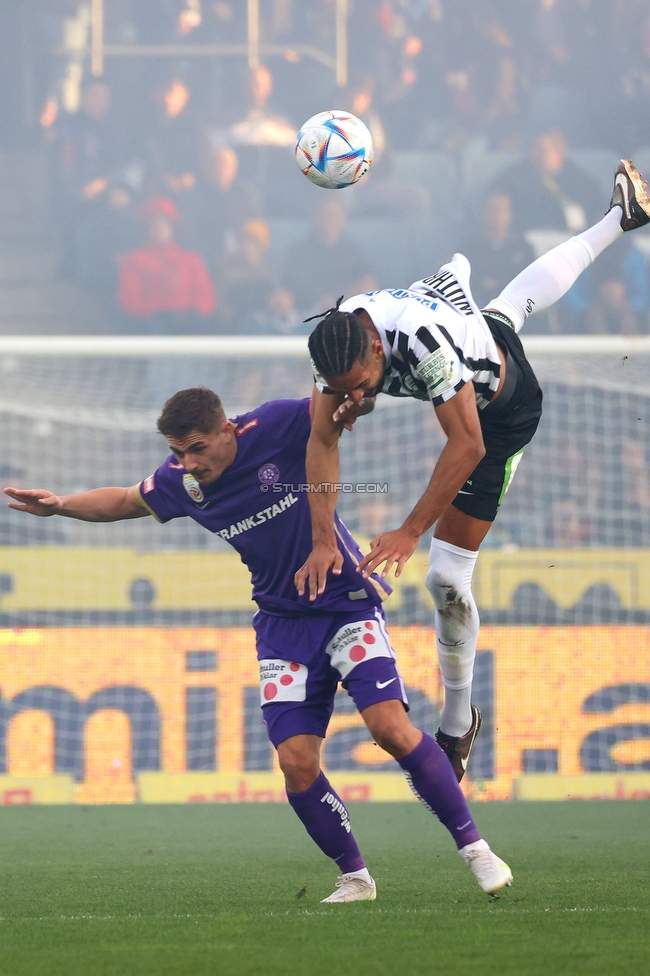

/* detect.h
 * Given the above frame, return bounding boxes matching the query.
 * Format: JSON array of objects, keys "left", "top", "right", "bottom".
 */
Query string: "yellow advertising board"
[
  {"left": 0, "top": 774, "right": 74, "bottom": 805},
  {"left": 2, "top": 547, "right": 650, "bottom": 612},
  {"left": 138, "top": 772, "right": 415, "bottom": 804},
  {"left": 512, "top": 772, "right": 650, "bottom": 801},
  {"left": 0, "top": 627, "right": 648, "bottom": 804}
]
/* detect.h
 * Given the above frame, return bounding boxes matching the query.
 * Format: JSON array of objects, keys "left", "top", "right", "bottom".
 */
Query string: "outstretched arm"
[
  {"left": 294, "top": 387, "right": 346, "bottom": 600},
  {"left": 4, "top": 484, "right": 150, "bottom": 522},
  {"left": 358, "top": 381, "right": 485, "bottom": 578}
]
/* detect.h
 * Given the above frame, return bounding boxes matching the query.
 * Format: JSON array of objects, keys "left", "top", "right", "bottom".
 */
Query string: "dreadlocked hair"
[{"left": 307, "top": 304, "right": 370, "bottom": 379}]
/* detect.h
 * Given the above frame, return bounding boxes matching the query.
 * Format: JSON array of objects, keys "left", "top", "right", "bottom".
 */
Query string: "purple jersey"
[{"left": 139, "top": 398, "right": 391, "bottom": 615}]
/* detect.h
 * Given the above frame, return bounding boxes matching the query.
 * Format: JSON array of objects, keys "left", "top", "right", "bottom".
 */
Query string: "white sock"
[
  {"left": 425, "top": 538, "right": 480, "bottom": 738},
  {"left": 441, "top": 684, "right": 473, "bottom": 738},
  {"left": 579, "top": 206, "right": 625, "bottom": 257},
  {"left": 343, "top": 867, "right": 373, "bottom": 883},
  {"left": 459, "top": 838, "right": 489, "bottom": 856},
  {"left": 487, "top": 207, "right": 624, "bottom": 332}
]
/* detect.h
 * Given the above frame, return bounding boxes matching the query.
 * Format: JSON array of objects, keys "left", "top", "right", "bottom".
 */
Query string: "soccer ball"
[{"left": 295, "top": 110, "right": 373, "bottom": 190}]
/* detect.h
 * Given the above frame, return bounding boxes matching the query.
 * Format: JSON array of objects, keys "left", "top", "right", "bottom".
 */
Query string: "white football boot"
[
  {"left": 321, "top": 868, "right": 377, "bottom": 903},
  {"left": 459, "top": 840, "right": 513, "bottom": 894}
]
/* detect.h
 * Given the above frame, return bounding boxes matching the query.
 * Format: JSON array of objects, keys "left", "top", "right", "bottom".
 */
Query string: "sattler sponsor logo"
[
  {"left": 330, "top": 624, "right": 363, "bottom": 654},
  {"left": 258, "top": 658, "right": 307, "bottom": 705},
  {"left": 326, "top": 618, "right": 396, "bottom": 680}
]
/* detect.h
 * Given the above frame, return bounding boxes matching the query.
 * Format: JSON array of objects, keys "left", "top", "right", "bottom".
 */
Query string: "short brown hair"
[{"left": 157, "top": 387, "right": 226, "bottom": 439}]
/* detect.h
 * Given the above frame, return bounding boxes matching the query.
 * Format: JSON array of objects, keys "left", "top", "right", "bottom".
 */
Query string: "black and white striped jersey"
[{"left": 315, "top": 255, "right": 503, "bottom": 410}]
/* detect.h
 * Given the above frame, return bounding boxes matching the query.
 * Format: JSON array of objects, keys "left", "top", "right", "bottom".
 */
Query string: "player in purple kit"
[{"left": 5, "top": 388, "right": 512, "bottom": 901}]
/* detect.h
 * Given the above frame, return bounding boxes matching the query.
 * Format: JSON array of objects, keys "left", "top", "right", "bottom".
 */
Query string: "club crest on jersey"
[
  {"left": 183, "top": 472, "right": 204, "bottom": 503},
  {"left": 258, "top": 463, "right": 280, "bottom": 486}
]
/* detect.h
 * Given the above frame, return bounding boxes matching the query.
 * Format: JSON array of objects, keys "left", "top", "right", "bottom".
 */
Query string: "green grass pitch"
[{"left": 0, "top": 801, "right": 647, "bottom": 976}]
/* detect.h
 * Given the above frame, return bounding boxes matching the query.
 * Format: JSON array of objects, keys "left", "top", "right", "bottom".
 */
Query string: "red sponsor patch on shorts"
[
  {"left": 143, "top": 475, "right": 155, "bottom": 494},
  {"left": 236, "top": 418, "right": 258, "bottom": 437},
  {"left": 259, "top": 659, "right": 307, "bottom": 705}
]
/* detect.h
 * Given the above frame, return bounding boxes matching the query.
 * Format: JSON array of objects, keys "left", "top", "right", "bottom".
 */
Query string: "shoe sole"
[
  {"left": 617, "top": 159, "right": 650, "bottom": 227},
  {"left": 320, "top": 888, "right": 377, "bottom": 904}
]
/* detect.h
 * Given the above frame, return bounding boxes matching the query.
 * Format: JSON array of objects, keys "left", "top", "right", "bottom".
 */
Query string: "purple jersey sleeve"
[{"left": 139, "top": 462, "right": 186, "bottom": 523}]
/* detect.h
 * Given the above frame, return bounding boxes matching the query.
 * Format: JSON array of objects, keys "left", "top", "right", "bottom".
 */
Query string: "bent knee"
[
  {"left": 278, "top": 752, "right": 319, "bottom": 780},
  {"left": 368, "top": 721, "right": 421, "bottom": 758},
  {"left": 278, "top": 752, "right": 320, "bottom": 791},
  {"left": 425, "top": 566, "right": 449, "bottom": 594},
  {"left": 425, "top": 566, "right": 458, "bottom": 606}
]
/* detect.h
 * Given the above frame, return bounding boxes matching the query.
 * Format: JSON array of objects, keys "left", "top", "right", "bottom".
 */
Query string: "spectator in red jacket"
[{"left": 118, "top": 196, "right": 216, "bottom": 332}]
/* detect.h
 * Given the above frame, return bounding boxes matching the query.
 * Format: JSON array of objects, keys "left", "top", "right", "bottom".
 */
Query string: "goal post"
[
  {"left": 1, "top": 334, "right": 649, "bottom": 800},
  {"left": 1, "top": 333, "right": 650, "bottom": 356}
]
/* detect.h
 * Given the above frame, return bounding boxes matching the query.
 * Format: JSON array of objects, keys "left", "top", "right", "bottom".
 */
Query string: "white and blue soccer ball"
[{"left": 295, "top": 110, "right": 373, "bottom": 190}]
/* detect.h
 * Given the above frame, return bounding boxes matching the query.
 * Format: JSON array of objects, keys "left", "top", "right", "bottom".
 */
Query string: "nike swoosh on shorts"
[{"left": 376, "top": 677, "right": 398, "bottom": 690}]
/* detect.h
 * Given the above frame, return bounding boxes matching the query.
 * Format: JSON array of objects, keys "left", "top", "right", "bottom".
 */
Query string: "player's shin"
[
  {"left": 286, "top": 770, "right": 366, "bottom": 874},
  {"left": 397, "top": 733, "right": 481, "bottom": 849},
  {"left": 487, "top": 208, "right": 623, "bottom": 332},
  {"left": 426, "top": 538, "right": 479, "bottom": 738}
]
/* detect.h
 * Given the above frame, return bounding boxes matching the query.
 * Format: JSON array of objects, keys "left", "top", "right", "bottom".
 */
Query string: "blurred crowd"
[{"left": 36, "top": 0, "right": 650, "bottom": 335}]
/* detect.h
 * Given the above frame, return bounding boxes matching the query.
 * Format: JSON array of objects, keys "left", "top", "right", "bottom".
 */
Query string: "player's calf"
[
  {"left": 426, "top": 538, "right": 480, "bottom": 743},
  {"left": 388, "top": 728, "right": 514, "bottom": 894},
  {"left": 276, "top": 736, "right": 374, "bottom": 900}
]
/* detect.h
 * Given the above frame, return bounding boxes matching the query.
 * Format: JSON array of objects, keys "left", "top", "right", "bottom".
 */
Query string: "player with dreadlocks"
[{"left": 295, "top": 159, "right": 650, "bottom": 779}]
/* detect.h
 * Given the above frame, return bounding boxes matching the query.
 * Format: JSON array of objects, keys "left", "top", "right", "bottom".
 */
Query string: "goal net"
[{"left": 0, "top": 334, "right": 648, "bottom": 803}]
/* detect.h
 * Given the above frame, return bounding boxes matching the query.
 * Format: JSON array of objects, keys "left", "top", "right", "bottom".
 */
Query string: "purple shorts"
[{"left": 253, "top": 606, "right": 408, "bottom": 748}]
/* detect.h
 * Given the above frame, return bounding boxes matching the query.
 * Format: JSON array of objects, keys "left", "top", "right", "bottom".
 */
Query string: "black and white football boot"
[
  {"left": 609, "top": 159, "right": 650, "bottom": 231},
  {"left": 435, "top": 704, "right": 482, "bottom": 783}
]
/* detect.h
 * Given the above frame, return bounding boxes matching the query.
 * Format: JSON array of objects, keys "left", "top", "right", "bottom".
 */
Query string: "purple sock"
[
  {"left": 398, "top": 733, "right": 481, "bottom": 849},
  {"left": 287, "top": 771, "right": 366, "bottom": 874}
]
